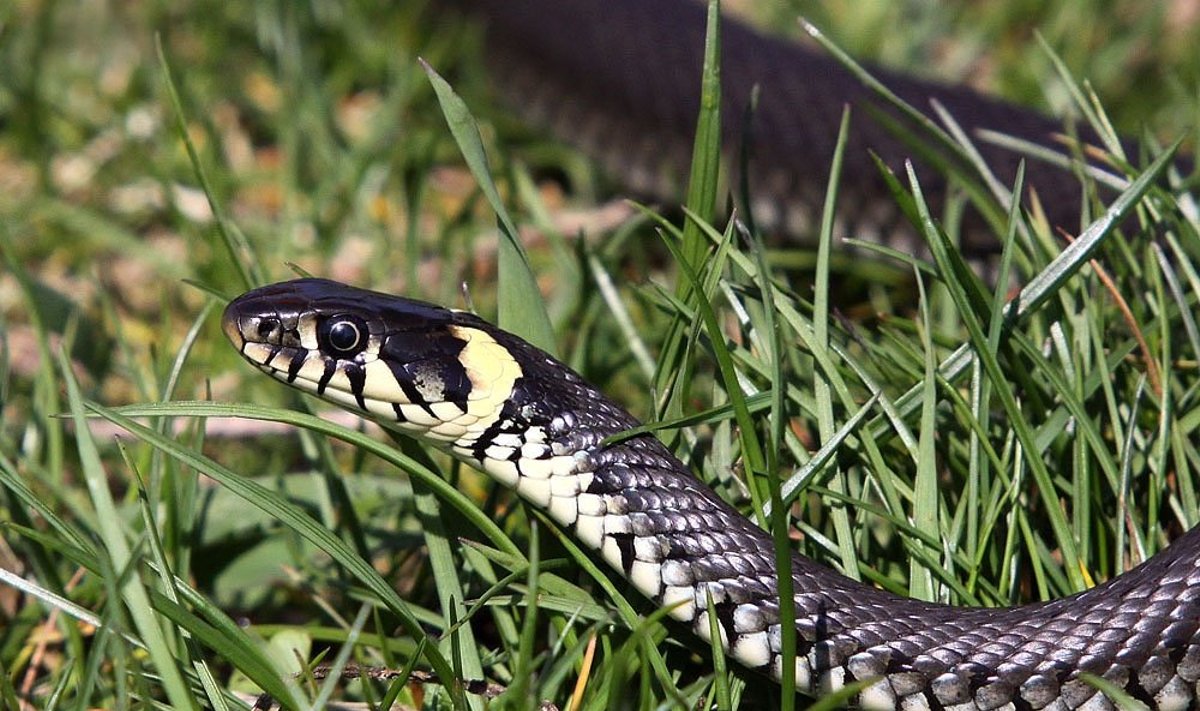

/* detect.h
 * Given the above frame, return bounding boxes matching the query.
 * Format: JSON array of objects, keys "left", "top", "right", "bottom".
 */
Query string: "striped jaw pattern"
[{"left": 222, "top": 278, "right": 588, "bottom": 494}]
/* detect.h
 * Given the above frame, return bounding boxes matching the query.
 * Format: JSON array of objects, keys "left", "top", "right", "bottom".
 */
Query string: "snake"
[
  {"left": 449, "top": 0, "right": 1160, "bottom": 260},
  {"left": 224, "top": 278, "right": 1200, "bottom": 711}
]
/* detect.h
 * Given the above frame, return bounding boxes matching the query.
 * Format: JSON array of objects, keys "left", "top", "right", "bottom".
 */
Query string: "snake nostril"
[{"left": 257, "top": 317, "right": 280, "bottom": 340}]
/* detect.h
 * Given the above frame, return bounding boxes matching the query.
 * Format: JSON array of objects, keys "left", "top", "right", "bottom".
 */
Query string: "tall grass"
[{"left": 1, "top": 1, "right": 1198, "bottom": 709}]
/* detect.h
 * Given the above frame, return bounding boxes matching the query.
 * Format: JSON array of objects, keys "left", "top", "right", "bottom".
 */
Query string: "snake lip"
[{"left": 220, "top": 301, "right": 247, "bottom": 350}]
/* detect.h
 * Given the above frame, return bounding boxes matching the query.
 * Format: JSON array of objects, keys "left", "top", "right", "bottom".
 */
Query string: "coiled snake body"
[
  {"left": 225, "top": 279, "right": 1200, "bottom": 711},
  {"left": 453, "top": 0, "right": 1152, "bottom": 258}
]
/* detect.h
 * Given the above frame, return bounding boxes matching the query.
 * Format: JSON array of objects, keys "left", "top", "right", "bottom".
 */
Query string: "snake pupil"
[{"left": 321, "top": 316, "right": 365, "bottom": 356}]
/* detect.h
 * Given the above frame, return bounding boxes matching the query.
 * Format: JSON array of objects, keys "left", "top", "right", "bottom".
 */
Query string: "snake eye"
[{"left": 318, "top": 315, "right": 368, "bottom": 357}]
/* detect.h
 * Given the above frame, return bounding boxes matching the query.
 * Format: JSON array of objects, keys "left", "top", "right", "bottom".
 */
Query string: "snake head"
[
  {"left": 223, "top": 278, "right": 535, "bottom": 445},
  {"left": 224, "top": 277, "right": 648, "bottom": 514},
  {"left": 224, "top": 278, "right": 638, "bottom": 463}
]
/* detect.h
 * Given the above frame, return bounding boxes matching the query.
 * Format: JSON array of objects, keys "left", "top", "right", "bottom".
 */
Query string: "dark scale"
[
  {"left": 711, "top": 600, "right": 742, "bottom": 647},
  {"left": 316, "top": 357, "right": 337, "bottom": 395},
  {"left": 469, "top": 397, "right": 524, "bottom": 463},
  {"left": 343, "top": 362, "right": 367, "bottom": 410},
  {"left": 396, "top": 374, "right": 437, "bottom": 416},
  {"left": 381, "top": 327, "right": 470, "bottom": 414},
  {"left": 610, "top": 532, "right": 636, "bottom": 574},
  {"left": 286, "top": 350, "right": 308, "bottom": 383}
]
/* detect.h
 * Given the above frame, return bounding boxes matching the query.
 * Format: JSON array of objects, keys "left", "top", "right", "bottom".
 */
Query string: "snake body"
[
  {"left": 454, "top": 0, "right": 1138, "bottom": 257},
  {"left": 225, "top": 279, "right": 1200, "bottom": 710}
]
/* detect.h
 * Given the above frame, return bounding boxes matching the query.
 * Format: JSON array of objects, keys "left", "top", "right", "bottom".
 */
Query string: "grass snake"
[{"left": 224, "top": 279, "right": 1200, "bottom": 710}]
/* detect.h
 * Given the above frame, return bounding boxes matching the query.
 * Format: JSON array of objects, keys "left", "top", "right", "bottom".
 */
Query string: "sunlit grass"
[{"left": 1, "top": 1, "right": 1198, "bottom": 709}]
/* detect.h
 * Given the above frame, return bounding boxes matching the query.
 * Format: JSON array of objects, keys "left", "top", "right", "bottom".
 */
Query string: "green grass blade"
[
  {"left": 110, "top": 401, "right": 521, "bottom": 558},
  {"left": 507, "top": 520, "right": 541, "bottom": 707},
  {"left": 906, "top": 160, "right": 1085, "bottom": 589},
  {"left": 397, "top": 437, "right": 485, "bottom": 709},
  {"left": 679, "top": 0, "right": 722, "bottom": 270},
  {"left": 703, "top": 590, "right": 731, "bottom": 711},
  {"left": 909, "top": 276, "right": 939, "bottom": 601},
  {"left": 421, "top": 60, "right": 556, "bottom": 355},
  {"left": 148, "top": 586, "right": 301, "bottom": 707},
  {"left": 533, "top": 510, "right": 688, "bottom": 708},
  {"left": 86, "top": 400, "right": 467, "bottom": 708},
  {"left": 876, "top": 141, "right": 1182, "bottom": 439},
  {"left": 653, "top": 0, "right": 724, "bottom": 426},
  {"left": 155, "top": 36, "right": 261, "bottom": 291},
  {"left": 59, "top": 350, "right": 198, "bottom": 710}
]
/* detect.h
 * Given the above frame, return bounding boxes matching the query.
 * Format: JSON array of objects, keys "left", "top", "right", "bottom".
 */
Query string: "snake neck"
[
  {"left": 439, "top": 324, "right": 648, "bottom": 518},
  {"left": 435, "top": 324, "right": 908, "bottom": 680}
]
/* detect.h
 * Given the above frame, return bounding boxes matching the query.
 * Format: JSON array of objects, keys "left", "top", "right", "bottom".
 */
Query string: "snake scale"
[{"left": 225, "top": 279, "right": 1200, "bottom": 711}]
